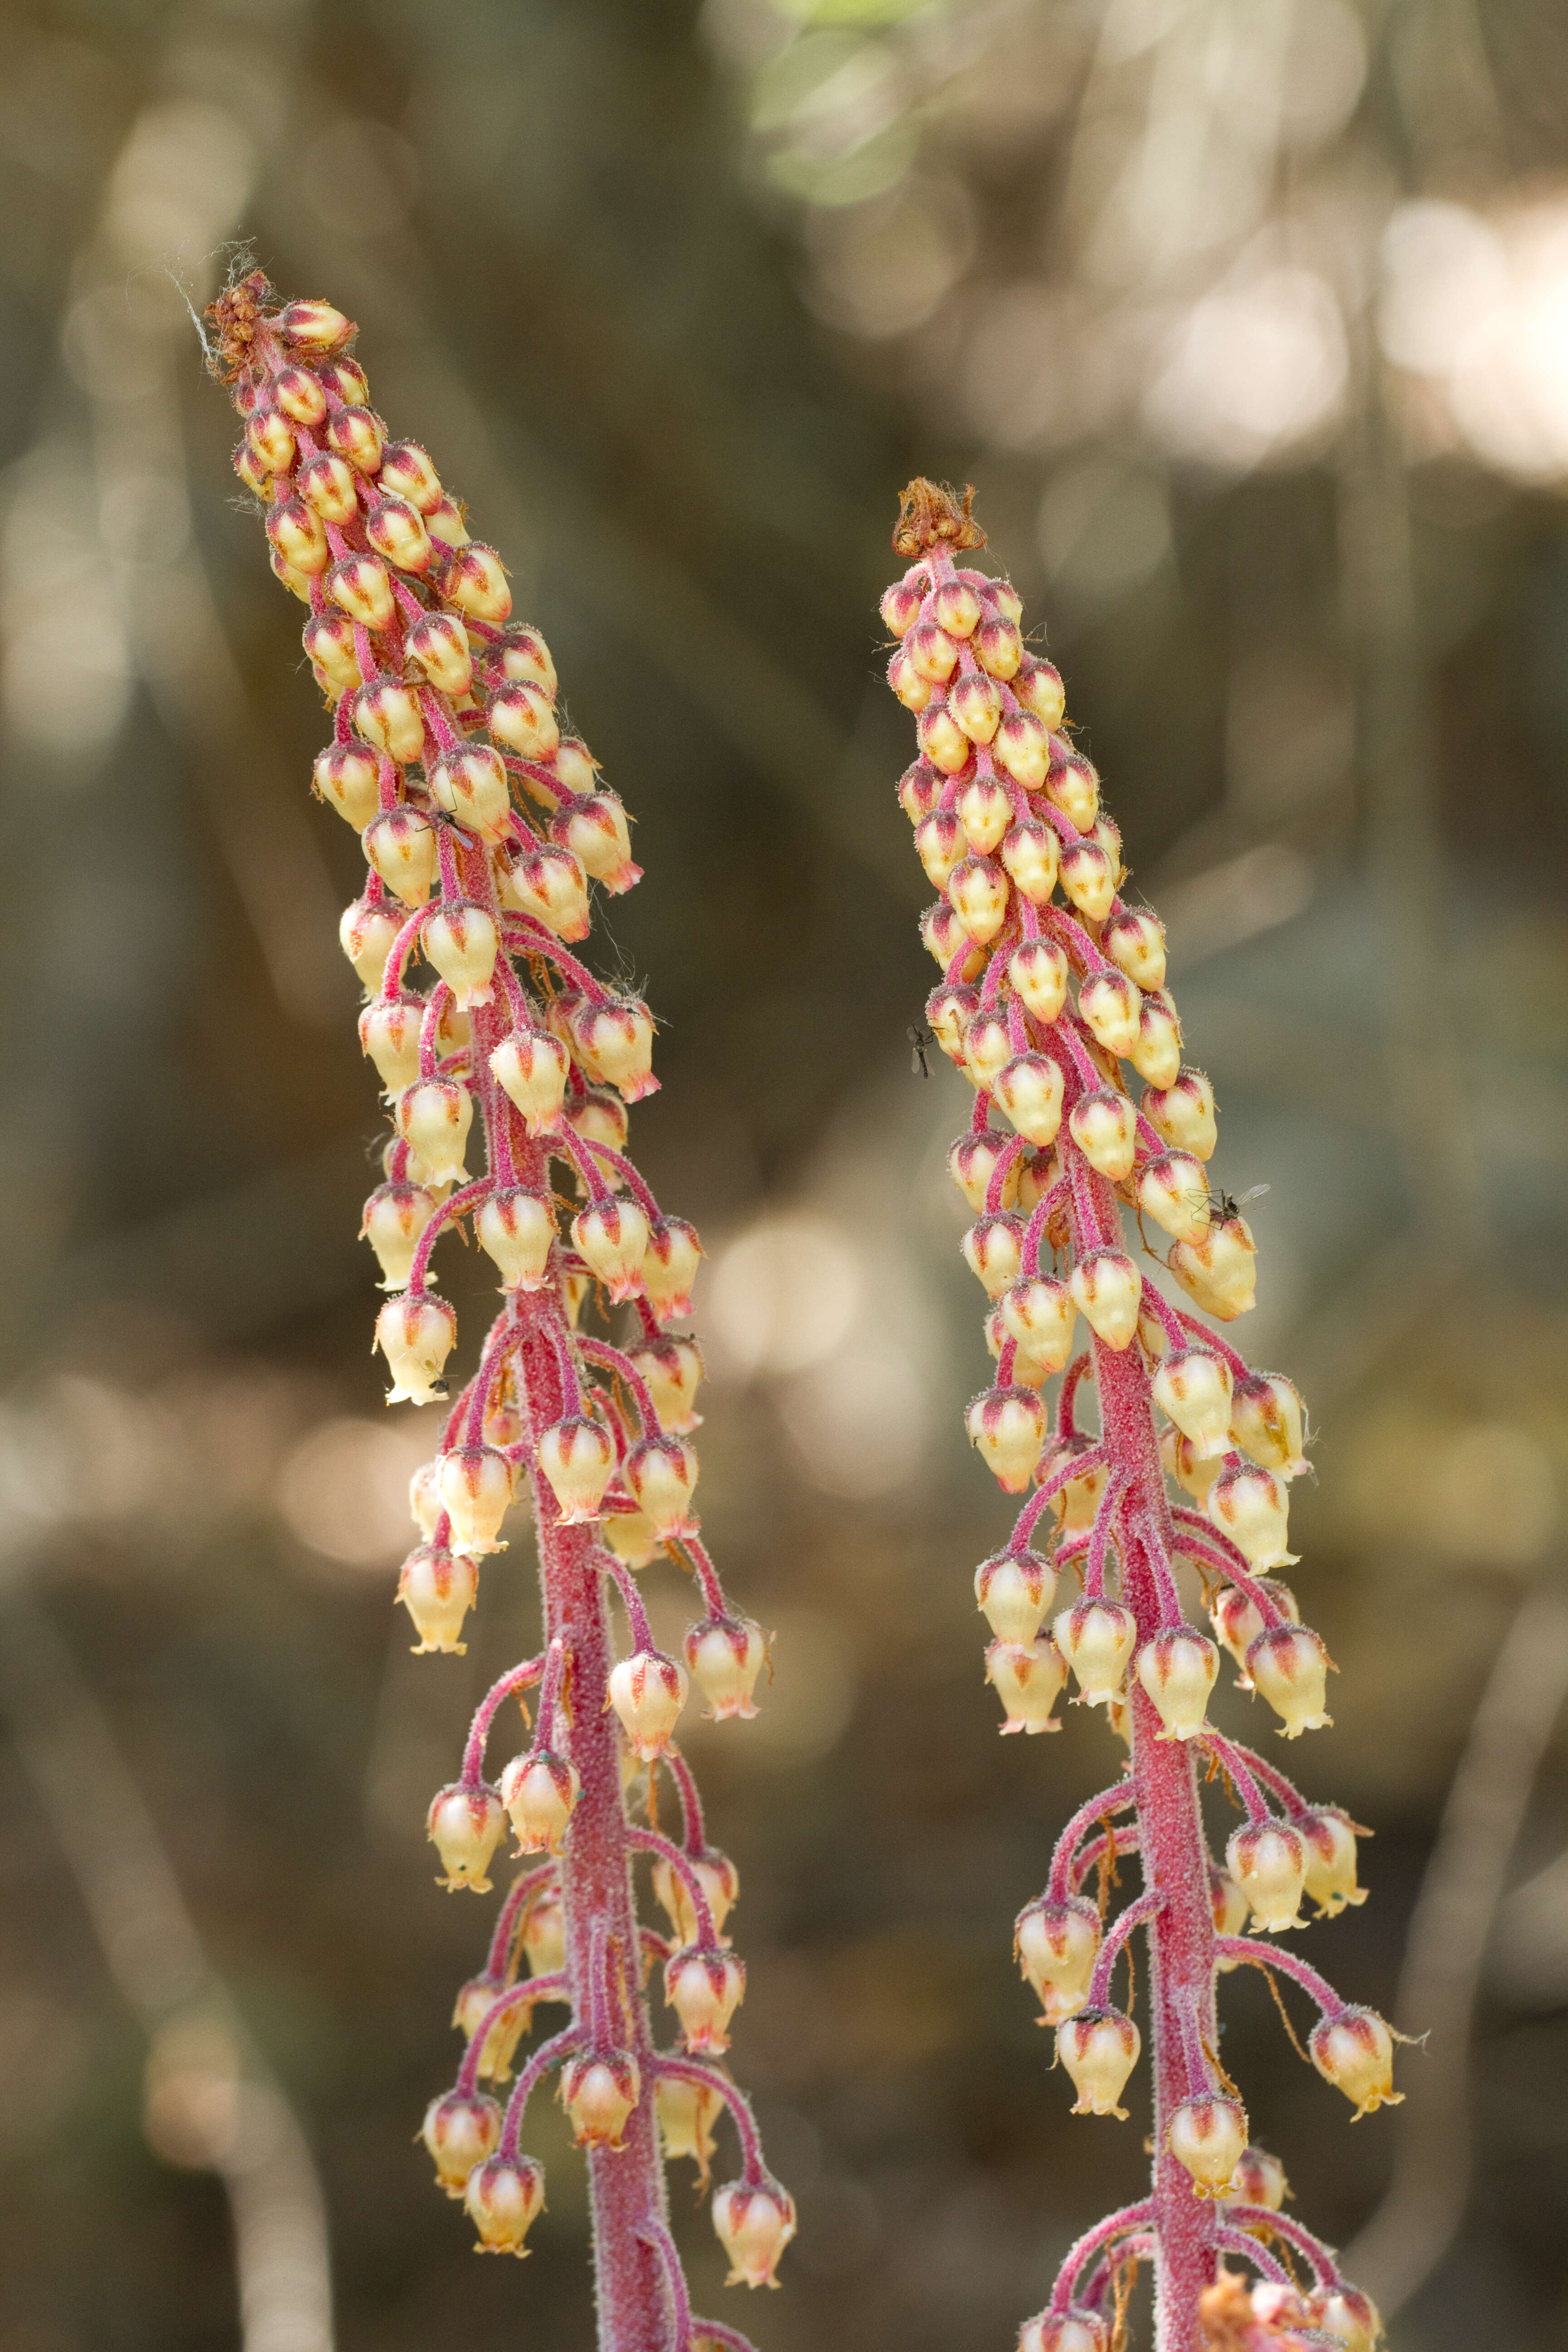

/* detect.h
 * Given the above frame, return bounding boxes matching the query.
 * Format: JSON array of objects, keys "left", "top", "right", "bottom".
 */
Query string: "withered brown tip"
[{"left": 892, "top": 477, "right": 988, "bottom": 559}]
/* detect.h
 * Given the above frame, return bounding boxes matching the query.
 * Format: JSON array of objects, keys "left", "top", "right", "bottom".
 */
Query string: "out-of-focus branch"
[
  {"left": 1343, "top": 1579, "right": 1568, "bottom": 2315},
  {"left": 0, "top": 1574, "right": 335, "bottom": 2352}
]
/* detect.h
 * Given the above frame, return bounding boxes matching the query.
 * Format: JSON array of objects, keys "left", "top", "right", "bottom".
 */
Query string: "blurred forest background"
[{"left": 1, "top": 0, "right": 1567, "bottom": 2347}]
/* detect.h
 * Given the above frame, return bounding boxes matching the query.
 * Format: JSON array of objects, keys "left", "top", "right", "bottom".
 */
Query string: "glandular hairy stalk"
[
  {"left": 882, "top": 480, "right": 1401, "bottom": 2352},
  {"left": 207, "top": 270, "right": 789, "bottom": 2352}
]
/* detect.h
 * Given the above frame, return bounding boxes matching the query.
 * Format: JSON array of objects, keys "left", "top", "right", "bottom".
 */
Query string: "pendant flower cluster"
[
  {"left": 208, "top": 272, "right": 790, "bottom": 2349},
  {"left": 881, "top": 481, "right": 1398, "bottom": 2352}
]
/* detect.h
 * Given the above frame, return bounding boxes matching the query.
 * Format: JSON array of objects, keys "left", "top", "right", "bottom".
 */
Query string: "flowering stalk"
[
  {"left": 881, "top": 480, "right": 1400, "bottom": 2352},
  {"left": 206, "top": 271, "right": 791, "bottom": 2349}
]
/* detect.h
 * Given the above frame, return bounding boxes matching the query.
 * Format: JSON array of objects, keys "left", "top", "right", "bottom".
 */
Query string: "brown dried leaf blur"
[{"left": 0, "top": 2, "right": 1566, "bottom": 2349}]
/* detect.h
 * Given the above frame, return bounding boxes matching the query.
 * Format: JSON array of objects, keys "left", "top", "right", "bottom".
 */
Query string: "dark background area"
[{"left": 0, "top": 1, "right": 1566, "bottom": 2348}]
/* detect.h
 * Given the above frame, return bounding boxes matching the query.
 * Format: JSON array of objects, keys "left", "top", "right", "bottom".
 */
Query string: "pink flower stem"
[
  {"left": 454, "top": 1976, "right": 566, "bottom": 2097},
  {"left": 686, "top": 2322, "right": 758, "bottom": 2352},
  {"left": 1228, "top": 2208, "right": 1341, "bottom": 2288},
  {"left": 1224, "top": 1744, "right": 1312, "bottom": 1818},
  {"left": 1057, "top": 1351, "right": 1094, "bottom": 1436},
  {"left": 460, "top": 1654, "right": 548, "bottom": 1787},
  {"left": 484, "top": 1865, "right": 559, "bottom": 1980},
  {"left": 652, "top": 2057, "right": 767, "bottom": 2184},
  {"left": 670, "top": 1534, "right": 729, "bottom": 1620},
  {"left": 600, "top": 1553, "right": 657, "bottom": 1654},
  {"left": 579, "top": 1338, "right": 663, "bottom": 1431},
  {"left": 497, "top": 2025, "right": 580, "bottom": 2162},
  {"left": 1173, "top": 1309, "right": 1251, "bottom": 1382},
  {"left": 379, "top": 906, "right": 428, "bottom": 999},
  {"left": 1084, "top": 1469, "right": 1132, "bottom": 1599},
  {"left": 1049, "top": 2199, "right": 1156, "bottom": 2307},
  {"left": 985, "top": 1134, "right": 1028, "bottom": 1214},
  {"left": 628, "top": 1829, "right": 720, "bottom": 1950},
  {"left": 662, "top": 1749, "right": 709, "bottom": 1855},
  {"left": 1213, "top": 1939, "right": 1342, "bottom": 2016},
  {"left": 1071, "top": 1825, "right": 1141, "bottom": 1891},
  {"left": 1047, "top": 1780, "right": 1138, "bottom": 1901},
  {"left": 406, "top": 1176, "right": 493, "bottom": 1296},
  {"left": 1089, "top": 1889, "right": 1164, "bottom": 2007},
  {"left": 575, "top": 1136, "right": 663, "bottom": 1219},
  {"left": 1198, "top": 1735, "right": 1273, "bottom": 1824},
  {"left": 1010, "top": 1442, "right": 1110, "bottom": 1550},
  {"left": 1169, "top": 1507, "right": 1253, "bottom": 1579},
  {"left": 1215, "top": 2229, "right": 1292, "bottom": 2287},
  {"left": 636, "top": 2218, "right": 694, "bottom": 2351}
]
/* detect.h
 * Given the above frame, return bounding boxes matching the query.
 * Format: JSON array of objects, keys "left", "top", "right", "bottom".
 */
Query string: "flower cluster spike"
[
  {"left": 881, "top": 480, "right": 1397, "bottom": 2352},
  {"left": 207, "top": 271, "right": 792, "bottom": 2345}
]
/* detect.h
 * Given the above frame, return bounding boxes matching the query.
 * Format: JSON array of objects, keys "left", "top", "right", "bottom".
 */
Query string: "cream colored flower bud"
[
  {"left": 1137, "top": 1627, "right": 1220, "bottom": 1740},
  {"left": 1231, "top": 2143, "right": 1289, "bottom": 2213},
  {"left": 987, "top": 1635, "right": 1067, "bottom": 1734},
  {"left": 234, "top": 437, "right": 271, "bottom": 495},
  {"left": 1299, "top": 1808, "right": 1367, "bottom": 1916},
  {"left": 376, "top": 1291, "right": 456, "bottom": 1404},
  {"left": 995, "top": 707, "right": 1050, "bottom": 789},
  {"left": 915, "top": 810, "right": 968, "bottom": 892},
  {"left": 341, "top": 896, "right": 403, "bottom": 995},
  {"left": 1015, "top": 1895, "right": 1100, "bottom": 2020},
  {"left": 266, "top": 495, "right": 330, "bottom": 576},
  {"left": 1019, "top": 1147, "right": 1060, "bottom": 1211},
  {"left": 1142, "top": 1067, "right": 1217, "bottom": 1159},
  {"left": 353, "top": 674, "right": 425, "bottom": 760},
  {"left": 1055, "top": 1600, "right": 1137, "bottom": 1705},
  {"left": 1058, "top": 841, "right": 1116, "bottom": 922},
  {"left": 1077, "top": 969, "right": 1142, "bottom": 1056},
  {"left": 317, "top": 356, "right": 368, "bottom": 405},
  {"left": 1002, "top": 949, "right": 1064, "bottom": 1037},
  {"left": 962, "top": 1211, "right": 1025, "bottom": 1298},
  {"left": 961, "top": 1009, "right": 1011, "bottom": 1090},
  {"left": 929, "top": 578, "right": 980, "bottom": 637},
  {"left": 361, "top": 1178, "right": 437, "bottom": 1289},
  {"left": 537, "top": 1414, "right": 615, "bottom": 1524},
  {"left": 1229, "top": 1372, "right": 1308, "bottom": 1478},
  {"left": 1159, "top": 1426, "right": 1220, "bottom": 1505},
  {"left": 951, "top": 670, "right": 1004, "bottom": 745},
  {"left": 466, "top": 2152, "right": 545, "bottom": 2258},
  {"left": 397, "top": 1543, "right": 478, "bottom": 1654},
  {"left": 499, "top": 1746, "right": 580, "bottom": 1853},
  {"left": 566, "top": 1087, "right": 629, "bottom": 1152},
  {"left": 422, "top": 2088, "right": 501, "bottom": 2196},
  {"left": 1208, "top": 1461, "right": 1294, "bottom": 1570},
  {"left": 957, "top": 777, "right": 1013, "bottom": 855},
  {"left": 490, "top": 1028, "right": 569, "bottom": 1134},
  {"left": 1310, "top": 2007, "right": 1402, "bottom": 2116},
  {"left": 1019, "top": 2311, "right": 1108, "bottom": 2352},
  {"left": 713, "top": 2178, "right": 797, "bottom": 2288},
  {"left": 906, "top": 618, "right": 960, "bottom": 682},
  {"left": 364, "top": 807, "right": 436, "bottom": 907},
  {"left": 995, "top": 1052, "right": 1066, "bottom": 1147},
  {"left": 438, "top": 1444, "right": 514, "bottom": 1555},
  {"left": 948, "top": 1128, "right": 1020, "bottom": 1212},
  {"left": 641, "top": 1218, "right": 701, "bottom": 1321},
  {"left": 1000, "top": 1276, "right": 1076, "bottom": 1372},
  {"left": 497, "top": 841, "right": 589, "bottom": 939},
  {"left": 630, "top": 1336, "right": 705, "bottom": 1434},
  {"left": 603, "top": 1506, "right": 660, "bottom": 1568},
  {"left": 1057, "top": 2006, "right": 1140, "bottom": 2118},
  {"left": 1316, "top": 2286, "right": 1383, "bottom": 2352},
  {"left": 397, "top": 1076, "right": 473, "bottom": 1185},
  {"left": 922, "top": 900, "right": 985, "bottom": 976},
  {"left": 324, "top": 553, "right": 394, "bottom": 637},
  {"left": 880, "top": 579, "right": 923, "bottom": 636},
  {"left": 379, "top": 439, "right": 442, "bottom": 514},
  {"left": 366, "top": 492, "right": 433, "bottom": 575},
  {"left": 975, "top": 1548, "right": 1056, "bottom": 1644},
  {"left": 561, "top": 2052, "right": 640, "bottom": 2149},
  {"left": 1170, "top": 1215, "right": 1256, "bottom": 1321},
  {"left": 1045, "top": 753, "right": 1098, "bottom": 833},
  {"left": 1168, "top": 2094, "right": 1247, "bottom": 2198},
  {"left": 304, "top": 611, "right": 363, "bottom": 696},
  {"left": 1226, "top": 1819, "right": 1307, "bottom": 1933},
  {"left": 897, "top": 757, "right": 943, "bottom": 826},
  {"left": 657, "top": 2073, "right": 722, "bottom": 2181},
  {"left": 246, "top": 404, "right": 296, "bottom": 471},
  {"left": 608, "top": 1648, "right": 688, "bottom": 1759},
  {"left": 1137, "top": 1151, "right": 1210, "bottom": 1245},
  {"left": 440, "top": 541, "right": 511, "bottom": 624},
  {"left": 520, "top": 1888, "right": 566, "bottom": 1976},
  {"left": 269, "top": 548, "right": 314, "bottom": 602},
  {"left": 996, "top": 818, "right": 1057, "bottom": 906},
  {"left": 966, "top": 1385, "right": 1046, "bottom": 1492},
  {"left": 949, "top": 854, "right": 1011, "bottom": 946},
  {"left": 917, "top": 700, "right": 975, "bottom": 777},
  {"left": 926, "top": 982, "right": 980, "bottom": 1064},
  {"left": 572, "top": 1194, "right": 651, "bottom": 1303},
  {"left": 1247, "top": 1625, "right": 1333, "bottom": 1739},
  {"left": 667, "top": 1946, "right": 745, "bottom": 2054},
  {"left": 1210, "top": 1577, "right": 1295, "bottom": 1678},
  {"left": 429, "top": 744, "right": 511, "bottom": 839},
  {"left": 888, "top": 647, "right": 932, "bottom": 711},
  {"left": 1043, "top": 1439, "right": 1112, "bottom": 1544},
  {"left": 1014, "top": 652, "right": 1066, "bottom": 726},
  {"left": 1069, "top": 1249, "right": 1142, "bottom": 1350},
  {"left": 279, "top": 296, "right": 352, "bottom": 350},
  {"left": 297, "top": 449, "right": 358, "bottom": 523},
  {"left": 1068, "top": 1088, "right": 1137, "bottom": 1182},
  {"left": 401, "top": 612, "right": 470, "bottom": 701},
  {"left": 1130, "top": 990, "right": 1182, "bottom": 1088},
  {"left": 571, "top": 995, "right": 657, "bottom": 1100},
  {"left": 623, "top": 1434, "right": 698, "bottom": 1539},
  {"left": 409, "top": 1455, "right": 444, "bottom": 1541},
  {"left": 358, "top": 992, "right": 422, "bottom": 1090},
  {"left": 1210, "top": 1865, "right": 1250, "bottom": 1947},
  {"left": 685, "top": 1616, "right": 766, "bottom": 1721},
  {"left": 488, "top": 679, "right": 561, "bottom": 763},
  {"left": 1154, "top": 1348, "right": 1233, "bottom": 1458},
  {"left": 1101, "top": 908, "right": 1166, "bottom": 990},
  {"left": 975, "top": 614, "right": 1024, "bottom": 679},
  {"left": 653, "top": 1847, "right": 739, "bottom": 1945},
  {"left": 427, "top": 1780, "right": 505, "bottom": 1891},
  {"left": 422, "top": 900, "right": 496, "bottom": 1009}
]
